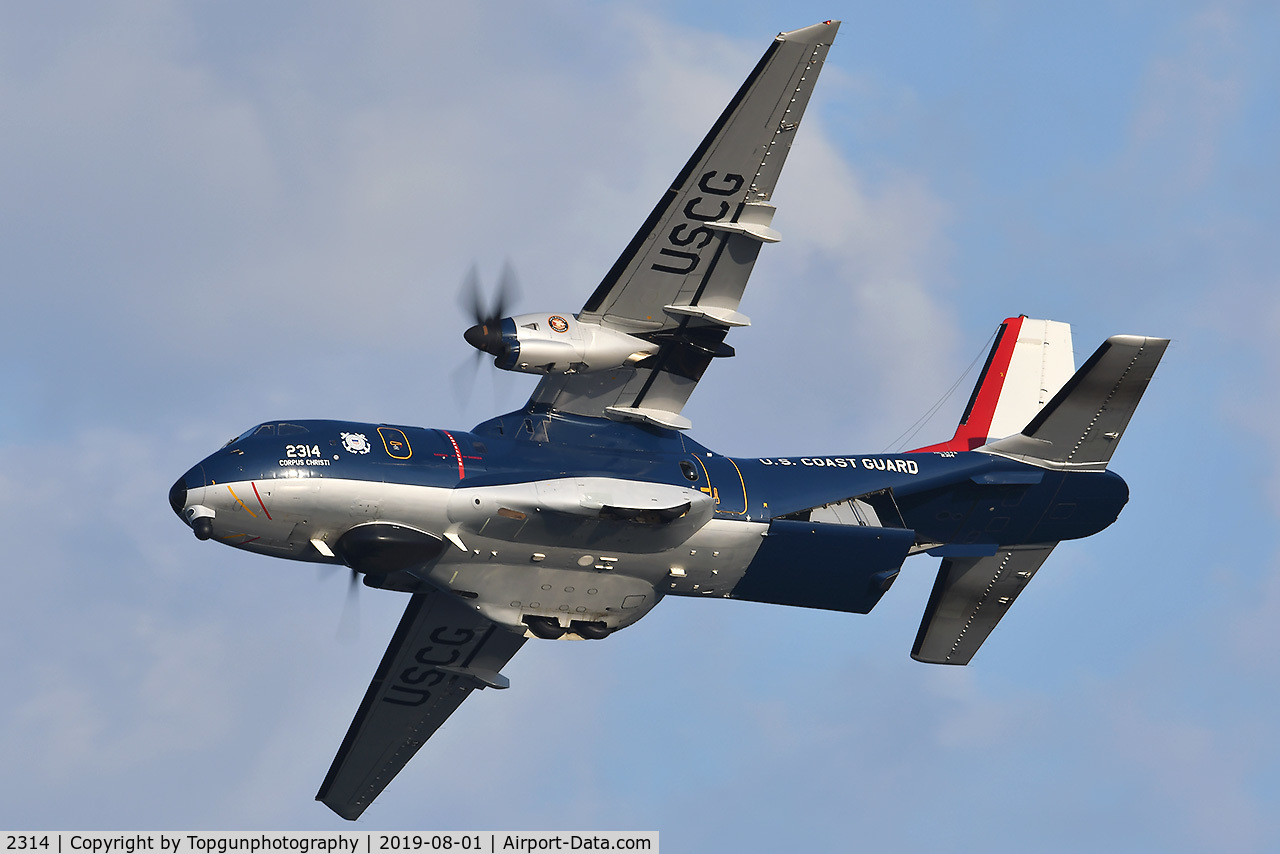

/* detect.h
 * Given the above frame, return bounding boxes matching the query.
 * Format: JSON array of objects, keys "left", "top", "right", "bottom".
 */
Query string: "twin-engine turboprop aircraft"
[{"left": 169, "top": 21, "right": 1167, "bottom": 820}]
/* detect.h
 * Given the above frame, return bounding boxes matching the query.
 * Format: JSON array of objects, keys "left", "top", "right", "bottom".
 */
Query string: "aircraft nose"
[
  {"left": 168, "top": 477, "right": 186, "bottom": 518},
  {"left": 168, "top": 465, "right": 206, "bottom": 519}
]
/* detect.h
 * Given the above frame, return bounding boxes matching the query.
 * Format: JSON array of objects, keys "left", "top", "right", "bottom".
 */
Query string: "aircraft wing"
[
  {"left": 316, "top": 590, "right": 525, "bottom": 821},
  {"left": 527, "top": 21, "right": 840, "bottom": 430}
]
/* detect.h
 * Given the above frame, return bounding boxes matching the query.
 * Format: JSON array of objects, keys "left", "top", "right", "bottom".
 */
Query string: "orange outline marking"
[
  {"left": 724, "top": 457, "right": 748, "bottom": 515},
  {"left": 226, "top": 484, "right": 257, "bottom": 517}
]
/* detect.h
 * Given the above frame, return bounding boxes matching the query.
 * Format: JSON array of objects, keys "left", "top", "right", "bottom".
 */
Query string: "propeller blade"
[
  {"left": 452, "top": 349, "right": 484, "bottom": 407},
  {"left": 494, "top": 260, "right": 520, "bottom": 320},
  {"left": 459, "top": 261, "right": 522, "bottom": 359},
  {"left": 459, "top": 264, "right": 485, "bottom": 325},
  {"left": 336, "top": 569, "right": 360, "bottom": 643}
]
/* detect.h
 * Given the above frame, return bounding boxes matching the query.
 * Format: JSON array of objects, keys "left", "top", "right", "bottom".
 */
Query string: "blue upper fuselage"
[{"left": 174, "top": 412, "right": 1129, "bottom": 550}]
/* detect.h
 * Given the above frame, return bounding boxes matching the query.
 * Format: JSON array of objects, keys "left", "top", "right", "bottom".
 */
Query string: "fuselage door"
[
  {"left": 376, "top": 427, "right": 413, "bottom": 460},
  {"left": 685, "top": 454, "right": 747, "bottom": 516}
]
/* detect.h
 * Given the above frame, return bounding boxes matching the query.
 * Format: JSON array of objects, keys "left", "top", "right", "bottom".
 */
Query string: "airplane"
[{"left": 168, "top": 20, "right": 1167, "bottom": 821}]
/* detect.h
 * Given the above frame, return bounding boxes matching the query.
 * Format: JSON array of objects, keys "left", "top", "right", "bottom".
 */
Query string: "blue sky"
[{"left": 3, "top": 1, "right": 1279, "bottom": 850}]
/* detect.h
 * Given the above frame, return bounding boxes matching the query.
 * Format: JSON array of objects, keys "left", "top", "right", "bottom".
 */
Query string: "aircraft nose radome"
[
  {"left": 169, "top": 465, "right": 207, "bottom": 520},
  {"left": 168, "top": 477, "right": 187, "bottom": 518}
]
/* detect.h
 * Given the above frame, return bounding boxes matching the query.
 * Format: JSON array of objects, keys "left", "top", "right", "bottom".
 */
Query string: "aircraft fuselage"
[{"left": 170, "top": 414, "right": 1128, "bottom": 638}]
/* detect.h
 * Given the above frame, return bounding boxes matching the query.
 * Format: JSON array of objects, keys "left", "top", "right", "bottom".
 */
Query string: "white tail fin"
[{"left": 915, "top": 316, "right": 1074, "bottom": 453}]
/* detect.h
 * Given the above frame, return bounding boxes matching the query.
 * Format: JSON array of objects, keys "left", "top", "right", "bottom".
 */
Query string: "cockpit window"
[
  {"left": 224, "top": 423, "right": 273, "bottom": 447},
  {"left": 223, "top": 422, "right": 309, "bottom": 447}
]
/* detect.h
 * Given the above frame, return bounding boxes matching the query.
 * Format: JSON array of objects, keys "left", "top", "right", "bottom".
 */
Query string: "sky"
[{"left": 2, "top": 0, "right": 1279, "bottom": 849}]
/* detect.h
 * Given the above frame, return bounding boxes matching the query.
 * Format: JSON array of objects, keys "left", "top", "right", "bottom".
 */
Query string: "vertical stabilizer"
[{"left": 915, "top": 317, "right": 1074, "bottom": 452}]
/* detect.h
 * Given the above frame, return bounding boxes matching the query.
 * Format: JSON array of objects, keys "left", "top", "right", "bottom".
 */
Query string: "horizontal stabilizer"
[
  {"left": 980, "top": 335, "right": 1168, "bottom": 470},
  {"left": 912, "top": 544, "right": 1056, "bottom": 665}
]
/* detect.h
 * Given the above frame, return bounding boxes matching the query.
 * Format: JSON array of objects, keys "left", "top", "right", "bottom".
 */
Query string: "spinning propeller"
[
  {"left": 319, "top": 564, "right": 362, "bottom": 641},
  {"left": 454, "top": 262, "right": 520, "bottom": 402}
]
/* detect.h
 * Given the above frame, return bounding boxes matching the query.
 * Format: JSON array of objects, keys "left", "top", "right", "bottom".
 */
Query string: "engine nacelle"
[
  {"left": 465, "top": 312, "right": 658, "bottom": 375},
  {"left": 447, "top": 476, "right": 715, "bottom": 553}
]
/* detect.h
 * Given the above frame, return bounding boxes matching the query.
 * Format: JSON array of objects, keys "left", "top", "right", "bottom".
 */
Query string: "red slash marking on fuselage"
[
  {"left": 441, "top": 430, "right": 466, "bottom": 480},
  {"left": 251, "top": 482, "right": 272, "bottom": 520}
]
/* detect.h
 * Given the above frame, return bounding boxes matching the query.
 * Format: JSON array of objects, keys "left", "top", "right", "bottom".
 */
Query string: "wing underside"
[
  {"left": 316, "top": 590, "right": 525, "bottom": 821},
  {"left": 529, "top": 21, "right": 840, "bottom": 430}
]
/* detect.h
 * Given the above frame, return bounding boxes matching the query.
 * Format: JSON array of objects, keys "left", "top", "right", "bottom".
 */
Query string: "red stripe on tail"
[{"left": 914, "top": 316, "right": 1024, "bottom": 453}]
